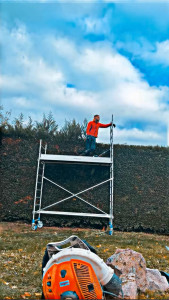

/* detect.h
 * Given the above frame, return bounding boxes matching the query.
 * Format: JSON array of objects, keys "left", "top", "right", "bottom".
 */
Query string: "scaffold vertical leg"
[
  {"left": 32, "top": 219, "right": 37, "bottom": 231},
  {"left": 109, "top": 114, "right": 114, "bottom": 235},
  {"left": 37, "top": 143, "right": 47, "bottom": 229},
  {"left": 109, "top": 219, "right": 113, "bottom": 235},
  {"left": 32, "top": 139, "right": 46, "bottom": 230}
]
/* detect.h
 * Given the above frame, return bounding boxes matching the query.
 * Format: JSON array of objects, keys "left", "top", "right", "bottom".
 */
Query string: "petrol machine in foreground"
[{"left": 42, "top": 236, "right": 122, "bottom": 299}]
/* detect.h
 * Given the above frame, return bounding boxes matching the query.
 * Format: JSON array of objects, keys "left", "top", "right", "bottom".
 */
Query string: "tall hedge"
[{"left": 0, "top": 137, "right": 169, "bottom": 234}]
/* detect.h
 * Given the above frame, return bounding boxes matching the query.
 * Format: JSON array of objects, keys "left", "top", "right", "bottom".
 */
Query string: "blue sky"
[{"left": 0, "top": 1, "right": 169, "bottom": 146}]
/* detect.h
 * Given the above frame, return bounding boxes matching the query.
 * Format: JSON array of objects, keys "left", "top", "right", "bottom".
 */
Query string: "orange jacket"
[{"left": 86, "top": 119, "right": 112, "bottom": 138}]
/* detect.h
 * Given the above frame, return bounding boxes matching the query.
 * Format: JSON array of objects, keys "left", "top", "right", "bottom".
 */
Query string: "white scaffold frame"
[{"left": 32, "top": 115, "right": 114, "bottom": 234}]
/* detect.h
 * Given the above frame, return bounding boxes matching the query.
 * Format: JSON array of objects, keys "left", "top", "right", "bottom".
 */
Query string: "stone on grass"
[
  {"left": 146, "top": 268, "right": 169, "bottom": 292},
  {"left": 121, "top": 273, "right": 138, "bottom": 299},
  {"left": 106, "top": 248, "right": 148, "bottom": 292}
]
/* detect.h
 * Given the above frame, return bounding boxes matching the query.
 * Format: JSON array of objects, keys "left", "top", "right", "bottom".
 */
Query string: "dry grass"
[{"left": 0, "top": 222, "right": 169, "bottom": 299}]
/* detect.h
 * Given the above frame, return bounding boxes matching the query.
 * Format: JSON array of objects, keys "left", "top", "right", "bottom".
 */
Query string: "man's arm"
[
  {"left": 99, "top": 122, "right": 116, "bottom": 128},
  {"left": 99, "top": 122, "right": 112, "bottom": 128}
]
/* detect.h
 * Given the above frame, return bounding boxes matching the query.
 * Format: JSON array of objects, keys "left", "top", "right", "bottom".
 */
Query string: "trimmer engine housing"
[
  {"left": 42, "top": 235, "right": 122, "bottom": 299},
  {"left": 43, "top": 259, "right": 103, "bottom": 299}
]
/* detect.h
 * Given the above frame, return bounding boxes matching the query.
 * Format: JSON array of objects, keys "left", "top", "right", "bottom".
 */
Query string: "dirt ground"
[{"left": 0, "top": 222, "right": 169, "bottom": 299}]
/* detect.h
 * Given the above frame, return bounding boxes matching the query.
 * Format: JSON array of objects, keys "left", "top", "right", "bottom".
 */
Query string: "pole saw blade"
[{"left": 99, "top": 149, "right": 110, "bottom": 157}]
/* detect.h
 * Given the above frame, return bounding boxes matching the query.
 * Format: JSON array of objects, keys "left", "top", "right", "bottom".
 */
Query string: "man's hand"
[{"left": 110, "top": 122, "right": 116, "bottom": 128}]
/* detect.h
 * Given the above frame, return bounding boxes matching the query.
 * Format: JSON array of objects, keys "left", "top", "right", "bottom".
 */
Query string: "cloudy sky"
[{"left": 1, "top": 1, "right": 169, "bottom": 146}]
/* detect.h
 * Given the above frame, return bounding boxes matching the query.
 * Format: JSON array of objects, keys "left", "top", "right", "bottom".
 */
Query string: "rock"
[
  {"left": 121, "top": 273, "right": 138, "bottom": 299},
  {"left": 146, "top": 268, "right": 169, "bottom": 292},
  {"left": 109, "top": 265, "right": 122, "bottom": 277},
  {"left": 106, "top": 248, "right": 148, "bottom": 292}
]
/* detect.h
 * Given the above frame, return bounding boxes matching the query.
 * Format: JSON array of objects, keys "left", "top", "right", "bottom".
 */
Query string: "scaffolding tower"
[{"left": 32, "top": 115, "right": 114, "bottom": 235}]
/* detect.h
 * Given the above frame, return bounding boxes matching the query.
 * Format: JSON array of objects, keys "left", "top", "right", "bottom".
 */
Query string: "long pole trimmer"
[{"left": 98, "top": 149, "right": 110, "bottom": 157}]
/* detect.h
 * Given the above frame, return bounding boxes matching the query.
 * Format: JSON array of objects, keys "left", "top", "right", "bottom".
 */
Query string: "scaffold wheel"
[
  {"left": 32, "top": 223, "right": 38, "bottom": 231},
  {"left": 38, "top": 221, "right": 43, "bottom": 228}
]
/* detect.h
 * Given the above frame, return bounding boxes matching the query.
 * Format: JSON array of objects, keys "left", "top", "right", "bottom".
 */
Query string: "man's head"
[{"left": 94, "top": 114, "right": 100, "bottom": 123}]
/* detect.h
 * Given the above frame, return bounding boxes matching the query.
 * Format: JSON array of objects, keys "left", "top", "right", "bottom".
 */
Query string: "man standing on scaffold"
[{"left": 82, "top": 114, "right": 116, "bottom": 156}]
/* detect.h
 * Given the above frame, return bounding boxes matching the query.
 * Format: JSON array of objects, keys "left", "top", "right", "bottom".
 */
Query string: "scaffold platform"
[{"left": 40, "top": 154, "right": 111, "bottom": 165}]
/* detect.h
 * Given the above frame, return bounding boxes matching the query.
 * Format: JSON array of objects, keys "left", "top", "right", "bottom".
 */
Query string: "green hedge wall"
[{"left": 0, "top": 137, "right": 169, "bottom": 234}]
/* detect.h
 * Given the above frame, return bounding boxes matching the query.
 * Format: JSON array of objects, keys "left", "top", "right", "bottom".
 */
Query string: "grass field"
[{"left": 0, "top": 222, "right": 169, "bottom": 299}]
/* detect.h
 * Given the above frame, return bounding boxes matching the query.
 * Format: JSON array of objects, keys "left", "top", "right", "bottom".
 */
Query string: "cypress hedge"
[{"left": 0, "top": 137, "right": 168, "bottom": 234}]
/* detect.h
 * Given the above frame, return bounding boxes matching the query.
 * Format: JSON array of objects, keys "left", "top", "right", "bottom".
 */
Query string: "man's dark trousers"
[{"left": 85, "top": 135, "right": 96, "bottom": 156}]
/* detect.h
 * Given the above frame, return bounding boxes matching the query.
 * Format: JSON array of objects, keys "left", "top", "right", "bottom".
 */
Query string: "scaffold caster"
[
  {"left": 37, "top": 221, "right": 43, "bottom": 228},
  {"left": 32, "top": 223, "right": 38, "bottom": 231},
  {"left": 109, "top": 223, "right": 113, "bottom": 235}
]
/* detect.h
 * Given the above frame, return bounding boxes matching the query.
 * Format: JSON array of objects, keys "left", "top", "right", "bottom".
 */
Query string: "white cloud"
[
  {"left": 134, "top": 0, "right": 169, "bottom": 2},
  {"left": 75, "top": 46, "right": 141, "bottom": 83},
  {"left": 13, "top": 97, "right": 31, "bottom": 108},
  {"left": 143, "top": 40, "right": 169, "bottom": 66},
  {"left": 51, "top": 37, "right": 77, "bottom": 61},
  {"left": 81, "top": 10, "right": 111, "bottom": 35},
  {"left": 104, "top": 0, "right": 169, "bottom": 3},
  {"left": 1, "top": 25, "right": 96, "bottom": 108},
  {"left": 98, "top": 127, "right": 164, "bottom": 146},
  {"left": 0, "top": 75, "right": 27, "bottom": 92},
  {"left": 115, "top": 127, "right": 161, "bottom": 142},
  {"left": 66, "top": 44, "right": 168, "bottom": 125},
  {"left": 1, "top": 0, "right": 57, "bottom": 2},
  {"left": 22, "top": 56, "right": 64, "bottom": 87},
  {"left": 116, "top": 39, "right": 169, "bottom": 67},
  {"left": 1, "top": 23, "right": 169, "bottom": 146}
]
